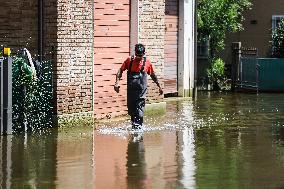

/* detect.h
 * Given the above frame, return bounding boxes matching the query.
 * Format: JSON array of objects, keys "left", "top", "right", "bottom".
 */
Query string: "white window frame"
[
  {"left": 272, "top": 15, "right": 284, "bottom": 56},
  {"left": 272, "top": 15, "right": 284, "bottom": 29}
]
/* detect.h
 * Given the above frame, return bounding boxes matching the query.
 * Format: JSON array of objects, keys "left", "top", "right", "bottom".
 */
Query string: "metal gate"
[
  {"left": 236, "top": 57, "right": 259, "bottom": 91},
  {"left": 93, "top": 0, "right": 130, "bottom": 119},
  {"left": 237, "top": 57, "right": 284, "bottom": 92}
]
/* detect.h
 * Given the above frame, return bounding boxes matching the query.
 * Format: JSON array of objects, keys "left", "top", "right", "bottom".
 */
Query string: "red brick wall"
[
  {"left": 55, "top": 0, "right": 93, "bottom": 116},
  {"left": 0, "top": 0, "right": 165, "bottom": 120},
  {"left": 0, "top": 0, "right": 93, "bottom": 118},
  {"left": 0, "top": 0, "right": 38, "bottom": 55},
  {"left": 139, "top": 0, "right": 165, "bottom": 103}
]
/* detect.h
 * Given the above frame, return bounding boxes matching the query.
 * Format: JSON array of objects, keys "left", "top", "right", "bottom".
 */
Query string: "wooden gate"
[
  {"left": 164, "top": 0, "right": 179, "bottom": 95},
  {"left": 94, "top": 0, "right": 130, "bottom": 119}
]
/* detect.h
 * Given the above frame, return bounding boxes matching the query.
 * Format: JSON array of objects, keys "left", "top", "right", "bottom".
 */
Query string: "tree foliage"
[
  {"left": 197, "top": 0, "right": 252, "bottom": 58},
  {"left": 272, "top": 19, "right": 284, "bottom": 57}
]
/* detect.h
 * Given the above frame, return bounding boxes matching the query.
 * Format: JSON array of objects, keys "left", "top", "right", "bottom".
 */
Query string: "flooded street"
[{"left": 2, "top": 92, "right": 284, "bottom": 188}]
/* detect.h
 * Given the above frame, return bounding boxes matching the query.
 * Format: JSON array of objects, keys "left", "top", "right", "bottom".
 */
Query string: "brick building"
[{"left": 0, "top": 0, "right": 196, "bottom": 121}]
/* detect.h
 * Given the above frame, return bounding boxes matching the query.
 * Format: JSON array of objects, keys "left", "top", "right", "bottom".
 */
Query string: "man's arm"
[
  {"left": 150, "top": 73, "right": 163, "bottom": 95},
  {"left": 116, "top": 68, "right": 122, "bottom": 83},
  {"left": 114, "top": 68, "right": 123, "bottom": 93}
]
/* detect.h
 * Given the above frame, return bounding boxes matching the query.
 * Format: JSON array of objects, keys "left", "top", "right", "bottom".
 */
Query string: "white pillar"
[{"left": 178, "top": 0, "right": 196, "bottom": 97}]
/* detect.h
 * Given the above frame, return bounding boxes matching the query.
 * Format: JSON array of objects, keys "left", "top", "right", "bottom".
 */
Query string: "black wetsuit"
[{"left": 127, "top": 56, "right": 147, "bottom": 127}]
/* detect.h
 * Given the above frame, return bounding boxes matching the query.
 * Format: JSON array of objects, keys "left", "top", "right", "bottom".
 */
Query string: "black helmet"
[{"left": 135, "top": 43, "right": 145, "bottom": 56}]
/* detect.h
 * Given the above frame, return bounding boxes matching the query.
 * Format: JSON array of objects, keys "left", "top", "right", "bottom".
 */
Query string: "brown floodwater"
[{"left": 2, "top": 91, "right": 284, "bottom": 189}]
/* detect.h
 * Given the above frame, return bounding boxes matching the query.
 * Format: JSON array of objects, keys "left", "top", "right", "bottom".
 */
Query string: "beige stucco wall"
[{"left": 221, "top": 0, "right": 284, "bottom": 64}]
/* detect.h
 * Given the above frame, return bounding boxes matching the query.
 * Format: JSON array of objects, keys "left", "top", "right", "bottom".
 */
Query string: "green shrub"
[
  {"left": 12, "top": 56, "right": 53, "bottom": 132},
  {"left": 207, "top": 58, "right": 225, "bottom": 90}
]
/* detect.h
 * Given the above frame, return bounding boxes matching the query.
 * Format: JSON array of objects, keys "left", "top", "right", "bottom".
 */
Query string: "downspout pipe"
[
  {"left": 92, "top": 0, "right": 95, "bottom": 117},
  {"left": 193, "top": 0, "right": 198, "bottom": 98},
  {"left": 38, "top": 0, "right": 43, "bottom": 62}
]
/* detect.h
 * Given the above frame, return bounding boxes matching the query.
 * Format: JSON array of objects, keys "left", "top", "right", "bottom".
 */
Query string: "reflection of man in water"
[{"left": 126, "top": 134, "right": 147, "bottom": 188}]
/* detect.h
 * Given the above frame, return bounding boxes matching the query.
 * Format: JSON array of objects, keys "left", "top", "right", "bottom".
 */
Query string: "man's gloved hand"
[
  {"left": 158, "top": 87, "right": 163, "bottom": 95},
  {"left": 114, "top": 83, "right": 120, "bottom": 93}
]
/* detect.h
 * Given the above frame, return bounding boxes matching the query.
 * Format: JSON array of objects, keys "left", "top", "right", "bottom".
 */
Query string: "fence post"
[
  {"left": 0, "top": 57, "right": 2, "bottom": 133},
  {"left": 231, "top": 42, "right": 242, "bottom": 91},
  {"left": 256, "top": 62, "right": 259, "bottom": 93},
  {"left": 1, "top": 48, "right": 13, "bottom": 135}
]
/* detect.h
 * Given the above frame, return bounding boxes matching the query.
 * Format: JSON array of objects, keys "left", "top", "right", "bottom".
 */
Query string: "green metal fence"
[
  {"left": 237, "top": 57, "right": 259, "bottom": 90},
  {"left": 238, "top": 58, "right": 284, "bottom": 92}
]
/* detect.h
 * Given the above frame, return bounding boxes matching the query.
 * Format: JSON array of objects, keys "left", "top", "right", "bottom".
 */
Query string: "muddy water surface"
[{"left": 2, "top": 92, "right": 284, "bottom": 189}]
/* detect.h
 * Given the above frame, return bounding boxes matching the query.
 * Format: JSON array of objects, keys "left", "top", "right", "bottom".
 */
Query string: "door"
[
  {"left": 94, "top": 0, "right": 130, "bottom": 119},
  {"left": 164, "top": 0, "right": 179, "bottom": 95}
]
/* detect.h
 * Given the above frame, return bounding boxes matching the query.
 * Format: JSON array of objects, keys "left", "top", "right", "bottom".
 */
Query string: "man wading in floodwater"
[{"left": 114, "top": 43, "right": 163, "bottom": 129}]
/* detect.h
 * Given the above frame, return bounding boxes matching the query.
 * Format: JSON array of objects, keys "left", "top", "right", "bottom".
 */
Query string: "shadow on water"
[
  {"left": 0, "top": 129, "right": 58, "bottom": 189},
  {"left": 4, "top": 92, "right": 284, "bottom": 188},
  {"left": 0, "top": 127, "right": 94, "bottom": 189}
]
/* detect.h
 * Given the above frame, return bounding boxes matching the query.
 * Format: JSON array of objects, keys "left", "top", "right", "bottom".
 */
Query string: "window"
[
  {"left": 272, "top": 15, "right": 284, "bottom": 57},
  {"left": 272, "top": 15, "right": 284, "bottom": 29}
]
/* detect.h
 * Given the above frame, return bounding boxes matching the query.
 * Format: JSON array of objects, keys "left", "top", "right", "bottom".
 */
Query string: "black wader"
[{"left": 127, "top": 56, "right": 148, "bottom": 128}]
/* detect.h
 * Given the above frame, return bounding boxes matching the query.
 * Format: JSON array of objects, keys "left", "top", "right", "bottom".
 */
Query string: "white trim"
[
  {"left": 178, "top": 0, "right": 196, "bottom": 97},
  {"left": 272, "top": 15, "right": 284, "bottom": 29}
]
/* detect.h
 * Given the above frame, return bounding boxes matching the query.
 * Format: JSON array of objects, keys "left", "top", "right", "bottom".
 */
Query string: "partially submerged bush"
[
  {"left": 12, "top": 55, "right": 53, "bottom": 132},
  {"left": 207, "top": 58, "right": 226, "bottom": 90}
]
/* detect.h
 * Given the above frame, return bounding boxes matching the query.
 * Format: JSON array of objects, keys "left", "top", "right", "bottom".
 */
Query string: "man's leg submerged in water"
[
  {"left": 130, "top": 99, "right": 145, "bottom": 129},
  {"left": 129, "top": 111, "right": 143, "bottom": 129},
  {"left": 132, "top": 116, "right": 143, "bottom": 129}
]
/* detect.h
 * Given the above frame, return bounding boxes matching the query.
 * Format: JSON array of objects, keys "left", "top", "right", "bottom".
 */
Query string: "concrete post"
[
  {"left": 178, "top": 0, "right": 196, "bottom": 97},
  {"left": 231, "top": 42, "right": 242, "bottom": 91},
  {"left": 0, "top": 58, "right": 2, "bottom": 133}
]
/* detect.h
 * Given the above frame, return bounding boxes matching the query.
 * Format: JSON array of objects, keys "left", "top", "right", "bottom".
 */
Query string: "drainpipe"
[
  {"left": 193, "top": 0, "right": 198, "bottom": 98},
  {"left": 38, "top": 0, "right": 43, "bottom": 62},
  {"left": 92, "top": 0, "right": 95, "bottom": 116}
]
